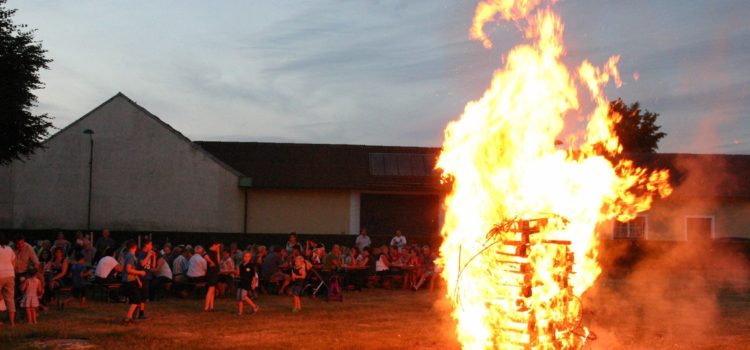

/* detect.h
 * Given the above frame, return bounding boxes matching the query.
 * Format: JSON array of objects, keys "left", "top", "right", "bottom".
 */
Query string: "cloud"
[{"left": 8, "top": 0, "right": 750, "bottom": 152}]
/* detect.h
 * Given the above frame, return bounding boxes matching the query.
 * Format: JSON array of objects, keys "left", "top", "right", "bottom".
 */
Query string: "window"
[
  {"left": 368, "top": 153, "right": 436, "bottom": 177},
  {"left": 613, "top": 216, "right": 647, "bottom": 239},
  {"left": 685, "top": 216, "right": 714, "bottom": 241}
]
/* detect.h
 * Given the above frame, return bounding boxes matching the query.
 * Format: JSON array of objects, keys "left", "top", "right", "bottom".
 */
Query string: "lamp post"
[{"left": 83, "top": 129, "right": 95, "bottom": 230}]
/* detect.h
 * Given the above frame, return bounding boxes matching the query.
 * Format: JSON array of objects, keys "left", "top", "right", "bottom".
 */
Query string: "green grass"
[{"left": 1, "top": 275, "right": 750, "bottom": 350}]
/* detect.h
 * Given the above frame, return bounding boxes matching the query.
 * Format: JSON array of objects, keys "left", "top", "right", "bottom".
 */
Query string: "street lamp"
[{"left": 83, "top": 129, "right": 94, "bottom": 230}]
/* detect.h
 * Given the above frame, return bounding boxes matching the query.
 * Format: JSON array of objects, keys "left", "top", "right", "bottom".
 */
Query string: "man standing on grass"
[
  {"left": 0, "top": 233, "right": 16, "bottom": 327},
  {"left": 13, "top": 234, "right": 38, "bottom": 276},
  {"left": 122, "top": 240, "right": 146, "bottom": 325},
  {"left": 95, "top": 229, "right": 116, "bottom": 260},
  {"left": 355, "top": 228, "right": 371, "bottom": 251},
  {"left": 390, "top": 230, "right": 407, "bottom": 253}
]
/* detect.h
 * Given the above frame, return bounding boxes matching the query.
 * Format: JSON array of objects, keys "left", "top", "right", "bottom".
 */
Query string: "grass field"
[
  {"left": 0, "top": 287, "right": 459, "bottom": 350},
  {"left": 1, "top": 274, "right": 749, "bottom": 350}
]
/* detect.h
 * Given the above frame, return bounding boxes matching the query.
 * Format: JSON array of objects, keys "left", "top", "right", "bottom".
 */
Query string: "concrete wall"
[
  {"left": 247, "top": 189, "right": 351, "bottom": 234},
  {"left": 0, "top": 166, "right": 12, "bottom": 227},
  {"left": 0, "top": 94, "right": 244, "bottom": 232}
]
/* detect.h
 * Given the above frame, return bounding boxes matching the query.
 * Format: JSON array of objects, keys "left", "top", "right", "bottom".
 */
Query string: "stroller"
[
  {"left": 305, "top": 268, "right": 328, "bottom": 298},
  {"left": 304, "top": 268, "right": 343, "bottom": 302}
]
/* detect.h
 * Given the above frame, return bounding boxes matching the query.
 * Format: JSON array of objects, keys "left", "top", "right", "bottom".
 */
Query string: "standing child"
[
  {"left": 122, "top": 240, "right": 146, "bottom": 325},
  {"left": 136, "top": 240, "right": 156, "bottom": 320},
  {"left": 236, "top": 252, "right": 259, "bottom": 315},
  {"left": 20, "top": 268, "right": 43, "bottom": 324},
  {"left": 67, "top": 252, "right": 92, "bottom": 307},
  {"left": 290, "top": 255, "right": 306, "bottom": 313}
]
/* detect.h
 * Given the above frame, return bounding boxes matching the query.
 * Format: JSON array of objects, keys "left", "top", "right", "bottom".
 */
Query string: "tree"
[
  {"left": 609, "top": 98, "right": 666, "bottom": 153},
  {"left": 0, "top": 0, "right": 52, "bottom": 165}
]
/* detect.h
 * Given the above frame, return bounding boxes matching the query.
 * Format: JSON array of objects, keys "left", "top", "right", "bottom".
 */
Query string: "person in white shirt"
[
  {"left": 94, "top": 248, "right": 122, "bottom": 283},
  {"left": 187, "top": 246, "right": 207, "bottom": 282},
  {"left": 0, "top": 233, "right": 17, "bottom": 327},
  {"left": 154, "top": 254, "right": 173, "bottom": 281},
  {"left": 355, "top": 228, "right": 372, "bottom": 251},
  {"left": 390, "top": 230, "right": 407, "bottom": 252},
  {"left": 218, "top": 250, "right": 235, "bottom": 296},
  {"left": 150, "top": 252, "right": 173, "bottom": 300}
]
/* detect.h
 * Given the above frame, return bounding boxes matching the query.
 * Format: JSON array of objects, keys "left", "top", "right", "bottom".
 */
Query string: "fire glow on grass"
[{"left": 437, "top": 0, "right": 672, "bottom": 349}]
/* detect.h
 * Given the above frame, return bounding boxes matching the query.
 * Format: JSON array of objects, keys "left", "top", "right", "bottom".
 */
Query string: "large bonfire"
[{"left": 437, "top": 0, "right": 671, "bottom": 349}]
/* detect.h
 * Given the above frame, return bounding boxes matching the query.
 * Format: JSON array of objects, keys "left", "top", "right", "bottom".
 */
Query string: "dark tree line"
[
  {"left": 0, "top": 0, "right": 52, "bottom": 165},
  {"left": 609, "top": 98, "right": 667, "bottom": 154}
]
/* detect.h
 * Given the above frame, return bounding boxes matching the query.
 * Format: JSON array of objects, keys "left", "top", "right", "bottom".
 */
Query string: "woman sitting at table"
[
  {"left": 388, "top": 245, "right": 402, "bottom": 266},
  {"left": 38, "top": 249, "right": 52, "bottom": 267},
  {"left": 375, "top": 247, "right": 393, "bottom": 288},
  {"left": 344, "top": 247, "right": 366, "bottom": 291},
  {"left": 361, "top": 247, "right": 373, "bottom": 268},
  {"left": 344, "top": 247, "right": 362, "bottom": 267},
  {"left": 402, "top": 246, "right": 422, "bottom": 289},
  {"left": 413, "top": 245, "right": 439, "bottom": 291},
  {"left": 151, "top": 251, "right": 172, "bottom": 300},
  {"left": 44, "top": 247, "right": 70, "bottom": 304},
  {"left": 311, "top": 246, "right": 325, "bottom": 266},
  {"left": 218, "top": 250, "right": 235, "bottom": 296}
]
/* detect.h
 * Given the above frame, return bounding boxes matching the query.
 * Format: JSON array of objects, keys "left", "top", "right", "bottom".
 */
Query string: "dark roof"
[
  {"left": 628, "top": 153, "right": 750, "bottom": 199},
  {"left": 195, "top": 141, "right": 750, "bottom": 198},
  {"left": 195, "top": 141, "right": 443, "bottom": 192}
]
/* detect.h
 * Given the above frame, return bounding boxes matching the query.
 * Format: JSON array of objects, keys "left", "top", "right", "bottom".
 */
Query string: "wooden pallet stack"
[{"left": 486, "top": 218, "right": 578, "bottom": 349}]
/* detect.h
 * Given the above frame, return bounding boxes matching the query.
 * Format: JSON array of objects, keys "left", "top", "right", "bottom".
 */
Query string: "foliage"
[
  {"left": 610, "top": 98, "right": 667, "bottom": 153},
  {"left": 0, "top": 0, "right": 52, "bottom": 165}
]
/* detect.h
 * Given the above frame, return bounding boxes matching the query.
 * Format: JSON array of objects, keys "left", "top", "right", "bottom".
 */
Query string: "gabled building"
[
  {"left": 0, "top": 93, "right": 444, "bottom": 237},
  {"left": 1, "top": 93, "right": 748, "bottom": 242},
  {"left": 0, "top": 93, "right": 245, "bottom": 232}
]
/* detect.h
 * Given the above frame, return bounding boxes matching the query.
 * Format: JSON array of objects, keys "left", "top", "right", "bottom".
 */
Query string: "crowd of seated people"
[{"left": 0, "top": 227, "right": 441, "bottom": 325}]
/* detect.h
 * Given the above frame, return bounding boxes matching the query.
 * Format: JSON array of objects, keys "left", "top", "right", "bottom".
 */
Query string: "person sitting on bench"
[{"left": 94, "top": 248, "right": 122, "bottom": 284}]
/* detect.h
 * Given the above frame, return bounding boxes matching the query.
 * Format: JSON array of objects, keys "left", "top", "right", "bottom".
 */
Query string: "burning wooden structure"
[
  {"left": 436, "top": 0, "right": 671, "bottom": 348},
  {"left": 484, "top": 218, "right": 583, "bottom": 349}
]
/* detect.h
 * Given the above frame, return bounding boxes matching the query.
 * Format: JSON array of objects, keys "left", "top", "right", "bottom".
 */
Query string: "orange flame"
[{"left": 438, "top": 1, "right": 671, "bottom": 349}]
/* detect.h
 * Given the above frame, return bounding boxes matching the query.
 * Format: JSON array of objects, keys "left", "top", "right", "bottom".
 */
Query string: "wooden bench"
[
  {"left": 153, "top": 281, "right": 173, "bottom": 301},
  {"left": 173, "top": 280, "right": 206, "bottom": 298},
  {"left": 55, "top": 286, "right": 73, "bottom": 310},
  {"left": 92, "top": 282, "right": 122, "bottom": 302}
]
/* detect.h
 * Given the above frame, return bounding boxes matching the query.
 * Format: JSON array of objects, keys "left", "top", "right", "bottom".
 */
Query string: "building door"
[{"left": 686, "top": 216, "right": 713, "bottom": 241}]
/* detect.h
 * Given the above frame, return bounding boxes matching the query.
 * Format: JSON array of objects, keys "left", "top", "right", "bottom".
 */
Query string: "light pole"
[{"left": 83, "top": 129, "right": 95, "bottom": 230}]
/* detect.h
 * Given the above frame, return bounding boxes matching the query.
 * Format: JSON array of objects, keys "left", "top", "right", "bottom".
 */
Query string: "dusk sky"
[{"left": 10, "top": 0, "right": 750, "bottom": 154}]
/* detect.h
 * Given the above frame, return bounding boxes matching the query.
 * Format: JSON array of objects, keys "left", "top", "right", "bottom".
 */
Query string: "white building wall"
[{"left": 0, "top": 93, "right": 244, "bottom": 232}]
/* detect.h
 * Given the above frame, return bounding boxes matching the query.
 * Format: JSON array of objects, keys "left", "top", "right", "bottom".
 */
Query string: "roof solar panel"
[{"left": 369, "top": 153, "right": 436, "bottom": 177}]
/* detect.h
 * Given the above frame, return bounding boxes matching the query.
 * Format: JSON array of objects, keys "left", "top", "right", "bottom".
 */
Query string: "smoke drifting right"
[{"left": 588, "top": 154, "right": 750, "bottom": 349}]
